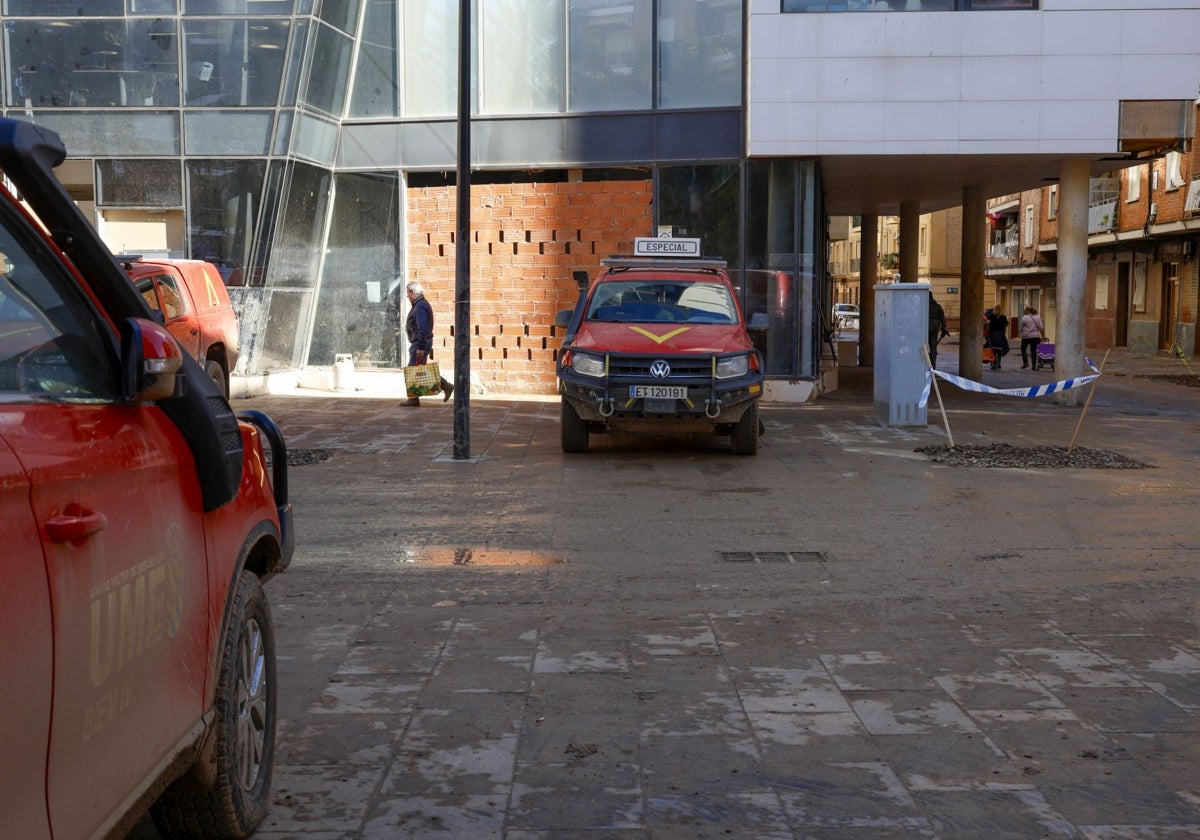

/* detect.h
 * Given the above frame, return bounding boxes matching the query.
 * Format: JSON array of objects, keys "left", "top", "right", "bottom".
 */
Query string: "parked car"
[
  {"left": 0, "top": 116, "right": 293, "bottom": 840},
  {"left": 832, "top": 302, "right": 860, "bottom": 331},
  {"left": 122, "top": 257, "right": 239, "bottom": 397},
  {"left": 555, "top": 247, "right": 766, "bottom": 454}
]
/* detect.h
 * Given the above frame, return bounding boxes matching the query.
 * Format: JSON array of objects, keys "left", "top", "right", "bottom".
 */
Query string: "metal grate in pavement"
[{"left": 718, "top": 551, "right": 829, "bottom": 563}]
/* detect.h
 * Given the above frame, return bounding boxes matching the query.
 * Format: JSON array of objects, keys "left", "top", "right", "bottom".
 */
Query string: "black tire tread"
[{"left": 150, "top": 571, "right": 275, "bottom": 840}]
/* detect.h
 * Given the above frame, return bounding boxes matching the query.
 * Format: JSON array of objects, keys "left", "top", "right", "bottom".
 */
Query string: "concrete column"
[
  {"left": 1055, "top": 158, "right": 1090, "bottom": 407},
  {"left": 960, "top": 185, "right": 985, "bottom": 382},
  {"left": 860, "top": 214, "right": 878, "bottom": 367},
  {"left": 899, "top": 201, "right": 919, "bottom": 283}
]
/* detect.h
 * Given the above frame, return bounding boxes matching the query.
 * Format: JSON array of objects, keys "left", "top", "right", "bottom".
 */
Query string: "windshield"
[{"left": 586, "top": 280, "right": 737, "bottom": 324}]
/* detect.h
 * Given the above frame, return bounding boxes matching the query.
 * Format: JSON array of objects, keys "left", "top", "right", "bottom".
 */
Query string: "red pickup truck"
[
  {"left": 555, "top": 252, "right": 766, "bottom": 454},
  {"left": 123, "top": 257, "right": 240, "bottom": 397},
  {"left": 0, "top": 117, "right": 293, "bottom": 839}
]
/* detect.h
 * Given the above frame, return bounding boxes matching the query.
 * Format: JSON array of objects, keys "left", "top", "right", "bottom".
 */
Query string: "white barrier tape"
[{"left": 920, "top": 358, "right": 1102, "bottom": 407}]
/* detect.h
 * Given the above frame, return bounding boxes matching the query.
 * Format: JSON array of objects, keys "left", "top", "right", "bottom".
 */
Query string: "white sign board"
[{"left": 634, "top": 237, "right": 701, "bottom": 257}]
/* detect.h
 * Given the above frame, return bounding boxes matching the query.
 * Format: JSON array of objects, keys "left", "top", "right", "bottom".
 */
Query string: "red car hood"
[{"left": 572, "top": 322, "right": 752, "bottom": 355}]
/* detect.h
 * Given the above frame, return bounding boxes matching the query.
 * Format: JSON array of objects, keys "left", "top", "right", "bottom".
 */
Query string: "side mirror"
[
  {"left": 554, "top": 309, "right": 573, "bottom": 328},
  {"left": 748, "top": 312, "right": 770, "bottom": 331},
  {"left": 120, "top": 317, "right": 183, "bottom": 401}
]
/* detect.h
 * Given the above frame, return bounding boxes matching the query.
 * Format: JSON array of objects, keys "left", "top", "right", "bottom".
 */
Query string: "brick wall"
[{"left": 406, "top": 180, "right": 653, "bottom": 395}]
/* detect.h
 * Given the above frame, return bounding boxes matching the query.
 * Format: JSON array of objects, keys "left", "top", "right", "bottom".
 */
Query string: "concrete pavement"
[{"left": 134, "top": 347, "right": 1200, "bottom": 839}]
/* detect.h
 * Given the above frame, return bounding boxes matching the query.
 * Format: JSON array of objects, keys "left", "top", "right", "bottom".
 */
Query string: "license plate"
[{"left": 630, "top": 385, "right": 687, "bottom": 399}]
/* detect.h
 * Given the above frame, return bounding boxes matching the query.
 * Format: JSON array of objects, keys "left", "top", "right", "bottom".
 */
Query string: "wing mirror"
[
  {"left": 120, "top": 317, "right": 183, "bottom": 401},
  {"left": 554, "top": 309, "right": 573, "bottom": 328},
  {"left": 748, "top": 312, "right": 770, "bottom": 330}
]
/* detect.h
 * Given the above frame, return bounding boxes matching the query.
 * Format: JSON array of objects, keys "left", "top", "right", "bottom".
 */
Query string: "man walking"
[{"left": 403, "top": 280, "right": 454, "bottom": 406}]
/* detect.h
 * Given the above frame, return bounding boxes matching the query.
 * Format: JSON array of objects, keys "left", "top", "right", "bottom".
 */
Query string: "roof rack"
[{"left": 600, "top": 256, "right": 728, "bottom": 271}]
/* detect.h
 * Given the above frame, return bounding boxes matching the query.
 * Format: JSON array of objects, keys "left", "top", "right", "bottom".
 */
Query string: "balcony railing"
[{"left": 1089, "top": 199, "right": 1117, "bottom": 234}]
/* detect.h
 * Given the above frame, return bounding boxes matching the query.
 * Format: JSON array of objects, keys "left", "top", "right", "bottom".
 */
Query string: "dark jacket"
[
  {"left": 987, "top": 313, "right": 1009, "bottom": 353},
  {"left": 406, "top": 293, "right": 434, "bottom": 356}
]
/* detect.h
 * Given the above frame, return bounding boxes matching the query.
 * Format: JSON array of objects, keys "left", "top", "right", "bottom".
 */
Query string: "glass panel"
[
  {"left": 243, "top": 159, "right": 286, "bottom": 287},
  {"left": 567, "top": 0, "right": 652, "bottom": 112},
  {"left": 744, "top": 161, "right": 798, "bottom": 377},
  {"left": 5, "top": 0, "right": 122, "bottom": 12},
  {"left": 402, "top": 0, "right": 457, "bottom": 118},
  {"left": 657, "top": 0, "right": 740, "bottom": 109},
  {"left": 184, "top": 110, "right": 274, "bottom": 155},
  {"left": 268, "top": 162, "right": 331, "bottom": 289},
  {"left": 6, "top": 19, "right": 180, "bottom": 109},
  {"left": 97, "top": 159, "right": 182, "bottom": 207},
  {"left": 319, "top": 0, "right": 361, "bottom": 34},
  {"left": 306, "top": 172, "right": 401, "bottom": 367},
  {"left": 183, "top": 0, "right": 295, "bottom": 12},
  {"left": 33, "top": 112, "right": 180, "bottom": 156},
  {"left": 294, "top": 112, "right": 338, "bottom": 165},
  {"left": 182, "top": 19, "right": 289, "bottom": 107},
  {"left": 279, "top": 17, "right": 309, "bottom": 107},
  {"left": 185, "top": 159, "right": 267, "bottom": 279},
  {"left": 350, "top": 0, "right": 398, "bottom": 118},
  {"left": 131, "top": 0, "right": 178, "bottom": 11},
  {"left": 657, "top": 164, "right": 740, "bottom": 265},
  {"left": 479, "top": 0, "right": 564, "bottom": 115},
  {"left": 302, "top": 22, "right": 353, "bottom": 116}
]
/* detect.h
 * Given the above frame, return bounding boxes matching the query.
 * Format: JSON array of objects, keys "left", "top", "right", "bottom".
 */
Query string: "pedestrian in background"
[
  {"left": 403, "top": 280, "right": 454, "bottom": 406},
  {"left": 1018, "top": 306, "right": 1045, "bottom": 369},
  {"left": 987, "top": 305, "right": 1010, "bottom": 369},
  {"left": 928, "top": 293, "right": 949, "bottom": 369}
]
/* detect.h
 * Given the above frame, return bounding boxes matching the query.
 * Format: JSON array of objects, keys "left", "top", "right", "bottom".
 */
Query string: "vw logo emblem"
[{"left": 650, "top": 360, "right": 671, "bottom": 378}]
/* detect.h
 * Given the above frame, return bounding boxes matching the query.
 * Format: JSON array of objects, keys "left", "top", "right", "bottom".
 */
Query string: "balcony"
[{"left": 1088, "top": 199, "right": 1117, "bottom": 234}]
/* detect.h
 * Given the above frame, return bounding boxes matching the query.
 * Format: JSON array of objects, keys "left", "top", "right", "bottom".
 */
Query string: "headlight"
[
  {"left": 715, "top": 354, "right": 749, "bottom": 379},
  {"left": 571, "top": 352, "right": 606, "bottom": 378}
]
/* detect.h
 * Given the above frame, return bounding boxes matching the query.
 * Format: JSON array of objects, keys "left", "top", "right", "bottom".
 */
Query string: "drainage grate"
[{"left": 718, "top": 551, "right": 829, "bottom": 564}]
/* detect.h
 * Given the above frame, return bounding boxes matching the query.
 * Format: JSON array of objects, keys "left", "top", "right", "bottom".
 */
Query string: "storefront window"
[
  {"left": 6, "top": 18, "right": 180, "bottom": 109},
  {"left": 568, "top": 0, "right": 652, "bottom": 112},
  {"left": 306, "top": 172, "right": 402, "bottom": 367},
  {"left": 657, "top": 0, "right": 740, "bottom": 109},
  {"left": 402, "top": 0, "right": 458, "bottom": 118},
  {"left": 97, "top": 159, "right": 182, "bottom": 207},
  {"left": 744, "top": 160, "right": 820, "bottom": 378},
  {"left": 657, "top": 164, "right": 740, "bottom": 265},
  {"left": 350, "top": 0, "right": 398, "bottom": 117},
  {"left": 302, "top": 21, "right": 354, "bottom": 117},
  {"left": 186, "top": 159, "right": 267, "bottom": 281},
  {"left": 181, "top": 19, "right": 290, "bottom": 107},
  {"left": 479, "top": 0, "right": 565, "bottom": 114}
]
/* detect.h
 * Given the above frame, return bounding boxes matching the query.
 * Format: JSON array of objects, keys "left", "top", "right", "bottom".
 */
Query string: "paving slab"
[{"left": 128, "top": 348, "right": 1200, "bottom": 839}]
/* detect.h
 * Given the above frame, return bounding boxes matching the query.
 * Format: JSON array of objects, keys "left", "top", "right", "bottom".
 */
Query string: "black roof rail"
[{"left": 600, "top": 256, "right": 728, "bottom": 272}]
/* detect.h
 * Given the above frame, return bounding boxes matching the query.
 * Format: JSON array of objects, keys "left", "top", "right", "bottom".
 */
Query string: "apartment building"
[{"left": 987, "top": 119, "right": 1199, "bottom": 357}]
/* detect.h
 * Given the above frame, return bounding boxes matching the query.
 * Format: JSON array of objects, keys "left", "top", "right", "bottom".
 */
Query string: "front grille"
[{"left": 608, "top": 355, "right": 713, "bottom": 378}]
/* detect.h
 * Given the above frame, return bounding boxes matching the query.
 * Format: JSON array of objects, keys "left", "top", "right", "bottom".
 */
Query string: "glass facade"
[{"left": 0, "top": 2, "right": 827, "bottom": 385}]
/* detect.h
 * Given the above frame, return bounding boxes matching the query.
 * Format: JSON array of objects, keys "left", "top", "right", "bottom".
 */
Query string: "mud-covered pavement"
[{"left": 132, "top": 350, "right": 1200, "bottom": 838}]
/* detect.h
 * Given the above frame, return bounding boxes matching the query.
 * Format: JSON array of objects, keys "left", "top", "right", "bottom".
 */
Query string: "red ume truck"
[{"left": 0, "top": 116, "right": 293, "bottom": 839}]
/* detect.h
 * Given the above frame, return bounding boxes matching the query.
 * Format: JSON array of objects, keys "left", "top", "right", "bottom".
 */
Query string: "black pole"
[{"left": 453, "top": 0, "right": 471, "bottom": 459}]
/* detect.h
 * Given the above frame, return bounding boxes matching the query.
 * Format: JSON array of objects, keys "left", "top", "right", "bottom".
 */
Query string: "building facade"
[{"left": 2, "top": 2, "right": 1198, "bottom": 397}]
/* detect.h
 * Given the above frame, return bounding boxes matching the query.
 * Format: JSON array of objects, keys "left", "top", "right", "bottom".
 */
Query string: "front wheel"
[
  {"left": 561, "top": 399, "right": 589, "bottom": 453},
  {"left": 152, "top": 570, "right": 276, "bottom": 839},
  {"left": 730, "top": 401, "right": 759, "bottom": 456},
  {"left": 206, "top": 358, "right": 229, "bottom": 398}
]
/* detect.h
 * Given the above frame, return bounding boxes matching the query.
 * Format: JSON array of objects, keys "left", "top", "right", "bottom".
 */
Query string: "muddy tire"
[
  {"left": 206, "top": 358, "right": 229, "bottom": 398},
  {"left": 730, "top": 401, "right": 759, "bottom": 456},
  {"left": 561, "top": 399, "right": 589, "bottom": 453},
  {"left": 151, "top": 571, "right": 276, "bottom": 839}
]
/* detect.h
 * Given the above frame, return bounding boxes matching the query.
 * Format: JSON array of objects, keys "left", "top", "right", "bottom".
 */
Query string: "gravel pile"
[
  {"left": 914, "top": 443, "right": 1147, "bottom": 469},
  {"left": 288, "top": 447, "right": 335, "bottom": 466},
  {"left": 1135, "top": 374, "right": 1200, "bottom": 388}
]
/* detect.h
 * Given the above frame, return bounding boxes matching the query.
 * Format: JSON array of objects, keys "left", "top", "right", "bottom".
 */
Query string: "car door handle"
[
  {"left": 190, "top": 328, "right": 199, "bottom": 335},
  {"left": 45, "top": 505, "right": 109, "bottom": 545}
]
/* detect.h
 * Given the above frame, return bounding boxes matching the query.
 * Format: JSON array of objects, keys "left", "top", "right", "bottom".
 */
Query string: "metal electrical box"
[{"left": 874, "top": 283, "right": 929, "bottom": 427}]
